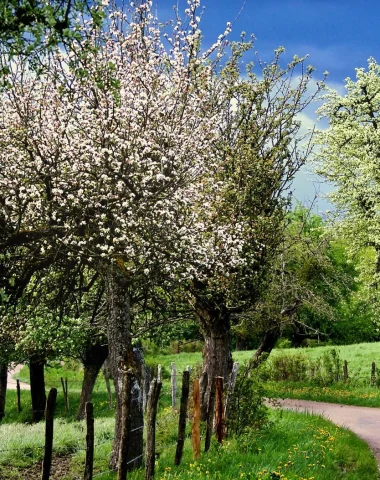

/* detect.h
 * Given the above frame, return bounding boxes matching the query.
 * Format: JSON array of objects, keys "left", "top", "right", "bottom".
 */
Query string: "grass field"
[
  {"left": 144, "top": 343, "right": 380, "bottom": 408},
  {"left": 1, "top": 343, "right": 379, "bottom": 478}
]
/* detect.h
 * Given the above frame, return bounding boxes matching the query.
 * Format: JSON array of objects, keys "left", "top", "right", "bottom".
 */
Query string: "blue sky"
[{"left": 155, "top": 0, "right": 380, "bottom": 212}]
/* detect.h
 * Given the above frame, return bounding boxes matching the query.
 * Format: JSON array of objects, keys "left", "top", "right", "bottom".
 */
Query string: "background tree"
[
  {"left": 0, "top": 0, "right": 104, "bottom": 59},
  {"left": 235, "top": 205, "right": 367, "bottom": 367}
]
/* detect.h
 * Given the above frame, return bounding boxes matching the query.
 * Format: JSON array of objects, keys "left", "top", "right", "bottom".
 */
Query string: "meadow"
[{"left": 147, "top": 342, "right": 380, "bottom": 407}]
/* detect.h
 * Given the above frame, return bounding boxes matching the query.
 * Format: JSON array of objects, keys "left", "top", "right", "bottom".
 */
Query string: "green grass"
[
  {"left": 147, "top": 341, "right": 380, "bottom": 381},
  {"left": 69, "top": 409, "right": 379, "bottom": 479},
  {"left": 265, "top": 382, "right": 380, "bottom": 407},
  {"left": 146, "top": 343, "right": 380, "bottom": 408},
  {"left": 1, "top": 352, "right": 379, "bottom": 478}
]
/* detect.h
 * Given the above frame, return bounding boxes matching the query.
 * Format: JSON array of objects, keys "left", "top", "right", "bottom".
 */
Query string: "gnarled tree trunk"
[
  {"left": 106, "top": 268, "right": 143, "bottom": 471},
  {"left": 76, "top": 342, "right": 109, "bottom": 420},
  {"left": 193, "top": 298, "right": 233, "bottom": 421},
  {"left": 29, "top": 355, "right": 46, "bottom": 422},
  {"left": 0, "top": 362, "right": 7, "bottom": 421}
]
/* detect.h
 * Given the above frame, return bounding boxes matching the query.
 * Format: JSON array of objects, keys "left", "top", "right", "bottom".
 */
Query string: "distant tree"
[{"left": 237, "top": 205, "right": 366, "bottom": 366}]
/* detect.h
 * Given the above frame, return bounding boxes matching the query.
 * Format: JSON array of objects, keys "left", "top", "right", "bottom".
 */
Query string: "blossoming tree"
[
  {"left": 314, "top": 59, "right": 380, "bottom": 327},
  {"left": 0, "top": 0, "right": 232, "bottom": 468},
  {"left": 187, "top": 44, "right": 325, "bottom": 417}
]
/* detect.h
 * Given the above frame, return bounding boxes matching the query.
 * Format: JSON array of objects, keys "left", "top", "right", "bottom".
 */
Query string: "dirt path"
[
  {"left": 274, "top": 398, "right": 380, "bottom": 467},
  {"left": 7, "top": 365, "right": 30, "bottom": 390}
]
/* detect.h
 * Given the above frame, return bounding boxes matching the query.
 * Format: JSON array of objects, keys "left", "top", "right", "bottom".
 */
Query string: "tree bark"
[
  {"left": 0, "top": 362, "right": 7, "bottom": 421},
  {"left": 29, "top": 355, "right": 46, "bottom": 423},
  {"left": 106, "top": 267, "right": 143, "bottom": 471},
  {"left": 76, "top": 342, "right": 109, "bottom": 420}
]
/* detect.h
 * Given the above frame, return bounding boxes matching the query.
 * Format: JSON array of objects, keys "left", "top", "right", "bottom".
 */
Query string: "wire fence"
[{"left": 0, "top": 362, "right": 218, "bottom": 479}]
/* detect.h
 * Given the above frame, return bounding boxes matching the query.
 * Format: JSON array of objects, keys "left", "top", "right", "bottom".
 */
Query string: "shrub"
[
  {"left": 226, "top": 362, "right": 270, "bottom": 437},
  {"left": 270, "top": 353, "right": 308, "bottom": 382}
]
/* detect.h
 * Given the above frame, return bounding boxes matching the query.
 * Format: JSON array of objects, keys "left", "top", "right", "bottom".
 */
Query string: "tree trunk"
[
  {"left": 235, "top": 336, "right": 247, "bottom": 351},
  {"left": 29, "top": 355, "right": 46, "bottom": 422},
  {"left": 106, "top": 267, "right": 143, "bottom": 471},
  {"left": 251, "top": 326, "right": 281, "bottom": 368},
  {"left": 0, "top": 362, "right": 7, "bottom": 421},
  {"left": 192, "top": 299, "right": 232, "bottom": 421},
  {"left": 76, "top": 342, "right": 109, "bottom": 420}
]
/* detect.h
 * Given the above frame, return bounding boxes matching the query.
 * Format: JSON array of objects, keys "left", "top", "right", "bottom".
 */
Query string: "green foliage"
[
  {"left": 270, "top": 353, "right": 309, "bottom": 382},
  {"left": 0, "top": 0, "right": 105, "bottom": 58},
  {"left": 226, "top": 362, "right": 269, "bottom": 436},
  {"left": 233, "top": 203, "right": 372, "bottom": 350},
  {"left": 269, "top": 348, "right": 344, "bottom": 386}
]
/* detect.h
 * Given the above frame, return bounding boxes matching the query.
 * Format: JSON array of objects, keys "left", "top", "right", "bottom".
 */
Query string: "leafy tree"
[
  {"left": 0, "top": 0, "right": 104, "bottom": 57},
  {"left": 240, "top": 205, "right": 367, "bottom": 364}
]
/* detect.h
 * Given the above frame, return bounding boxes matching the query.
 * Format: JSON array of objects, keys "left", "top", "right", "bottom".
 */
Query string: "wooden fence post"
[
  {"left": 41, "top": 388, "right": 57, "bottom": 480},
  {"left": 171, "top": 363, "right": 177, "bottom": 409},
  {"left": 16, "top": 380, "right": 21, "bottom": 413},
  {"left": 157, "top": 365, "right": 162, "bottom": 383},
  {"left": 174, "top": 370, "right": 190, "bottom": 465},
  {"left": 145, "top": 378, "right": 162, "bottom": 480},
  {"left": 60, "top": 377, "right": 69, "bottom": 415},
  {"left": 118, "top": 369, "right": 133, "bottom": 480},
  {"left": 371, "top": 361, "right": 376, "bottom": 386},
  {"left": 84, "top": 402, "right": 94, "bottom": 480},
  {"left": 204, "top": 377, "right": 216, "bottom": 453},
  {"left": 192, "top": 379, "right": 200, "bottom": 459},
  {"left": 214, "top": 377, "right": 225, "bottom": 444},
  {"left": 343, "top": 360, "right": 348, "bottom": 383},
  {"left": 65, "top": 377, "right": 69, "bottom": 410}
]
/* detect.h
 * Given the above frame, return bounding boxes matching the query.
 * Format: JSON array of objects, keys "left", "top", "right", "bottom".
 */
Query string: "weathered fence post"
[
  {"left": 16, "top": 379, "right": 21, "bottom": 413},
  {"left": 371, "top": 361, "right": 376, "bottom": 386},
  {"left": 192, "top": 379, "right": 201, "bottom": 459},
  {"left": 118, "top": 369, "right": 133, "bottom": 480},
  {"left": 204, "top": 377, "right": 216, "bottom": 453},
  {"left": 84, "top": 402, "right": 94, "bottom": 480},
  {"left": 41, "top": 387, "right": 57, "bottom": 480},
  {"left": 174, "top": 370, "right": 190, "bottom": 465},
  {"left": 214, "top": 377, "right": 225, "bottom": 444},
  {"left": 224, "top": 362, "right": 239, "bottom": 421},
  {"left": 145, "top": 378, "right": 162, "bottom": 480},
  {"left": 343, "top": 360, "right": 348, "bottom": 383},
  {"left": 171, "top": 362, "right": 177, "bottom": 409},
  {"left": 157, "top": 364, "right": 162, "bottom": 383}
]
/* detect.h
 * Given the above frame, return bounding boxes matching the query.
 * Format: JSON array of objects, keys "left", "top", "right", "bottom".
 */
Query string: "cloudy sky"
[{"left": 155, "top": 0, "right": 380, "bottom": 212}]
